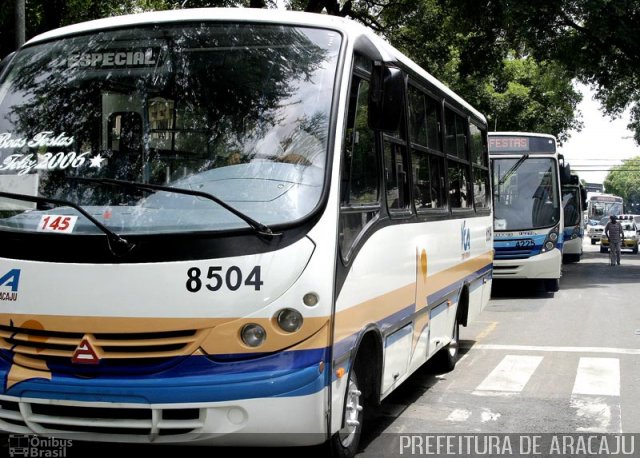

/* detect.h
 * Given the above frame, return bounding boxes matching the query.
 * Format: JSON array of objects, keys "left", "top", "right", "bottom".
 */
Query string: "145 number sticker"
[
  {"left": 186, "top": 266, "right": 263, "bottom": 293},
  {"left": 38, "top": 215, "right": 78, "bottom": 233}
]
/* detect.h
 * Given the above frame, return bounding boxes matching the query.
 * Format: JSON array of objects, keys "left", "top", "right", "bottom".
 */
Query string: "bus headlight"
[
  {"left": 541, "top": 226, "right": 560, "bottom": 252},
  {"left": 276, "top": 308, "right": 303, "bottom": 333},
  {"left": 241, "top": 323, "right": 267, "bottom": 347},
  {"left": 571, "top": 226, "right": 581, "bottom": 239}
]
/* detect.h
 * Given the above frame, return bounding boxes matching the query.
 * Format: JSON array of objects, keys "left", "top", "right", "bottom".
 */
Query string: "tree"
[
  {"left": 338, "top": 0, "right": 581, "bottom": 143},
  {"left": 603, "top": 157, "right": 640, "bottom": 209},
  {"left": 474, "top": 57, "right": 582, "bottom": 142},
  {"left": 0, "top": 0, "right": 589, "bottom": 145},
  {"left": 439, "top": 0, "right": 640, "bottom": 145}
]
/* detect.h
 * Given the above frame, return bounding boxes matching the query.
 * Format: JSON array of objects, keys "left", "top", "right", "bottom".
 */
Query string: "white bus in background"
[
  {"left": 0, "top": 9, "right": 493, "bottom": 456},
  {"left": 489, "top": 132, "right": 568, "bottom": 292},
  {"left": 586, "top": 193, "right": 624, "bottom": 224},
  {"left": 585, "top": 193, "right": 624, "bottom": 243},
  {"left": 561, "top": 175, "right": 587, "bottom": 263}
]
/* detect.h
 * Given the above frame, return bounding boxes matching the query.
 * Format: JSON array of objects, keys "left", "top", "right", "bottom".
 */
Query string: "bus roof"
[
  {"left": 23, "top": 8, "right": 486, "bottom": 124},
  {"left": 588, "top": 193, "right": 623, "bottom": 201}
]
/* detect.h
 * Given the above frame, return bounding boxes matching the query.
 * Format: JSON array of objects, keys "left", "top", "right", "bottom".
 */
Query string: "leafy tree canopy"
[
  {"left": 604, "top": 157, "right": 640, "bottom": 209},
  {"left": 4, "top": 0, "right": 639, "bottom": 146}
]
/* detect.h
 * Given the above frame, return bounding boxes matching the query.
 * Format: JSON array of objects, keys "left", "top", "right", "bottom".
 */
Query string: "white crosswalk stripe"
[
  {"left": 472, "top": 354, "right": 543, "bottom": 395},
  {"left": 570, "top": 357, "right": 622, "bottom": 432},
  {"left": 572, "top": 357, "right": 620, "bottom": 396}
]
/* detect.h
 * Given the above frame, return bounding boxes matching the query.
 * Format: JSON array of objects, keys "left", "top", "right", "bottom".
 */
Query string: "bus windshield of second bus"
[
  {"left": 493, "top": 157, "right": 560, "bottom": 231},
  {"left": 561, "top": 176, "right": 587, "bottom": 263}
]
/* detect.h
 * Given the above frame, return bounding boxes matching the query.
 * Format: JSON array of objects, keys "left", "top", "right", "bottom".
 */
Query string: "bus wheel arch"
[
  {"left": 435, "top": 285, "right": 467, "bottom": 373},
  {"left": 330, "top": 329, "right": 382, "bottom": 457}
]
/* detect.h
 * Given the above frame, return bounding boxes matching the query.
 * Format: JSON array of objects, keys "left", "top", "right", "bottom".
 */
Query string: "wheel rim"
[
  {"left": 339, "top": 375, "right": 362, "bottom": 448},
  {"left": 448, "top": 322, "right": 459, "bottom": 359}
]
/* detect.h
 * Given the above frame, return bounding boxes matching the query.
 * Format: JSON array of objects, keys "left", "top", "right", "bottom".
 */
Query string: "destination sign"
[
  {"left": 489, "top": 135, "right": 556, "bottom": 153},
  {"left": 489, "top": 137, "right": 529, "bottom": 151}
]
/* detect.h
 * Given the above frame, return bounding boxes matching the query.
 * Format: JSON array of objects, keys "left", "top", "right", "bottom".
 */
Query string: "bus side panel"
[
  {"left": 330, "top": 224, "right": 417, "bottom": 433},
  {"left": 330, "top": 217, "right": 493, "bottom": 433}
]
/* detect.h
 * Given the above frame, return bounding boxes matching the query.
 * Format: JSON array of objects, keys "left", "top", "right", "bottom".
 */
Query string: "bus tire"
[
  {"left": 633, "top": 245, "right": 638, "bottom": 254},
  {"left": 600, "top": 246, "right": 607, "bottom": 253},
  {"left": 329, "top": 364, "right": 364, "bottom": 458},
  {"left": 435, "top": 318, "right": 459, "bottom": 373},
  {"left": 544, "top": 278, "right": 559, "bottom": 292},
  {"left": 591, "top": 238, "right": 596, "bottom": 245}
]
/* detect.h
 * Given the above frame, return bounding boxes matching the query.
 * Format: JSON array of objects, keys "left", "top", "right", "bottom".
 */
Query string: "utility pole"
[{"left": 15, "top": 0, "right": 26, "bottom": 48}]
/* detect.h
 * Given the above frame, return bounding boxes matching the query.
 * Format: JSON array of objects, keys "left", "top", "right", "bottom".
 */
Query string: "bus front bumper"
[
  {"left": 492, "top": 248, "right": 562, "bottom": 279},
  {"left": 0, "top": 351, "right": 329, "bottom": 445}
]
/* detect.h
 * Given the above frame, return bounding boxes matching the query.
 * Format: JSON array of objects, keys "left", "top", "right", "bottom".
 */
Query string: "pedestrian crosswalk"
[
  {"left": 379, "top": 347, "right": 635, "bottom": 434},
  {"left": 469, "top": 353, "right": 624, "bottom": 432}
]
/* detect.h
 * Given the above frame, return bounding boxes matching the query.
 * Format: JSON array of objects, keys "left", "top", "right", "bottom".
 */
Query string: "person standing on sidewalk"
[{"left": 604, "top": 215, "right": 624, "bottom": 266}]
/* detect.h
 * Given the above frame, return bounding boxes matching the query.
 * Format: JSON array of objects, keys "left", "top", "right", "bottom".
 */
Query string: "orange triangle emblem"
[{"left": 72, "top": 339, "right": 100, "bottom": 364}]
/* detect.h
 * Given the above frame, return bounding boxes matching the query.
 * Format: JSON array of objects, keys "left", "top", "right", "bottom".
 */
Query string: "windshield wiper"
[
  {"left": 70, "top": 177, "right": 281, "bottom": 239},
  {"left": 0, "top": 191, "right": 135, "bottom": 256},
  {"left": 498, "top": 154, "right": 529, "bottom": 186}
]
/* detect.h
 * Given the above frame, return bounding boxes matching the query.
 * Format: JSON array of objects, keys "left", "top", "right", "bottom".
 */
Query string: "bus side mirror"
[
  {"left": 558, "top": 155, "right": 571, "bottom": 184},
  {"left": 580, "top": 188, "right": 588, "bottom": 209},
  {"left": 368, "top": 62, "right": 404, "bottom": 132}
]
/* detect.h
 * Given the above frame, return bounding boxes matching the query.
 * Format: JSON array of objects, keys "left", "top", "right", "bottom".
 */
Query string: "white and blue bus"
[
  {"left": 489, "top": 132, "right": 566, "bottom": 292},
  {"left": 561, "top": 175, "right": 587, "bottom": 263},
  {"left": 0, "top": 8, "right": 492, "bottom": 455}
]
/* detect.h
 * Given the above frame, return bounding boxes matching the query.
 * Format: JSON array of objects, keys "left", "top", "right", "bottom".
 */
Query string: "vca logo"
[
  {"left": 0, "top": 269, "right": 20, "bottom": 301},
  {"left": 461, "top": 221, "right": 471, "bottom": 259}
]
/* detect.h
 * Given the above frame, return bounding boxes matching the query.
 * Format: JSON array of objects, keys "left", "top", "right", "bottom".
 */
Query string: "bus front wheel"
[{"left": 330, "top": 365, "right": 364, "bottom": 458}]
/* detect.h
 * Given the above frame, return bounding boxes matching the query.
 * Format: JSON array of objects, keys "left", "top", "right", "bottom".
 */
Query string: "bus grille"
[
  {"left": 0, "top": 324, "right": 201, "bottom": 366},
  {"left": 0, "top": 397, "right": 204, "bottom": 439},
  {"left": 493, "top": 243, "right": 542, "bottom": 259}
]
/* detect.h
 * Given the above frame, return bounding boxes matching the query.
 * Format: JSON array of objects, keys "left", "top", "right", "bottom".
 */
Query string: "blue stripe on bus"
[
  {"left": 426, "top": 262, "right": 492, "bottom": 306},
  {"left": 0, "top": 347, "right": 330, "bottom": 404},
  {"left": 493, "top": 234, "right": 565, "bottom": 259},
  {"left": 332, "top": 303, "right": 416, "bottom": 360}
]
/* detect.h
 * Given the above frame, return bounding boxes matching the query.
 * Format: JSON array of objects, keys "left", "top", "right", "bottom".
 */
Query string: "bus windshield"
[
  {"left": 493, "top": 157, "right": 560, "bottom": 230},
  {"left": 587, "top": 196, "right": 624, "bottom": 223},
  {"left": 562, "top": 186, "right": 581, "bottom": 226},
  {"left": 0, "top": 23, "right": 341, "bottom": 235}
]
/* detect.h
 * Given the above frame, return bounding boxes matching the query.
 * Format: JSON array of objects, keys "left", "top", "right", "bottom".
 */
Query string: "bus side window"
[
  {"left": 445, "top": 107, "right": 471, "bottom": 209},
  {"left": 383, "top": 93, "right": 409, "bottom": 214},
  {"left": 408, "top": 84, "right": 445, "bottom": 211},
  {"left": 339, "top": 74, "right": 379, "bottom": 260}
]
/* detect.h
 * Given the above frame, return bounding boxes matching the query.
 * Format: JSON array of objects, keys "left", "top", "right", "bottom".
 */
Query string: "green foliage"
[
  {"left": 604, "top": 157, "right": 640, "bottom": 208},
  {"left": 439, "top": 0, "right": 640, "bottom": 144},
  {"left": 3, "top": 0, "right": 637, "bottom": 147},
  {"left": 476, "top": 57, "right": 582, "bottom": 142}
]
